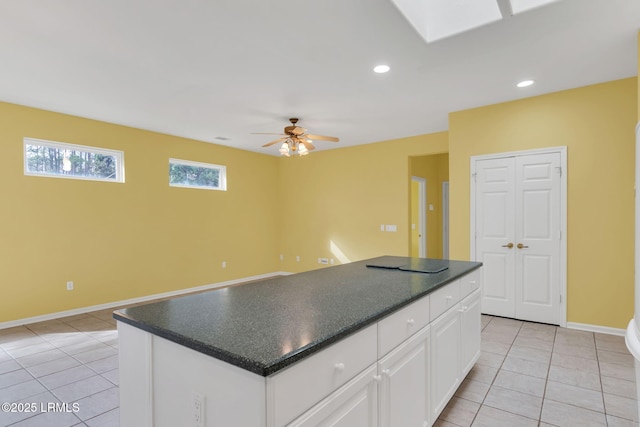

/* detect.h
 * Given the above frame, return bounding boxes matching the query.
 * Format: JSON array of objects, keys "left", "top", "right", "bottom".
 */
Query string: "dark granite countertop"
[{"left": 113, "top": 256, "right": 481, "bottom": 376}]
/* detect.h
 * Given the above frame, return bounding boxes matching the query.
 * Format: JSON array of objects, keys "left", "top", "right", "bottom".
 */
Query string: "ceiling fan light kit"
[{"left": 254, "top": 118, "right": 340, "bottom": 157}]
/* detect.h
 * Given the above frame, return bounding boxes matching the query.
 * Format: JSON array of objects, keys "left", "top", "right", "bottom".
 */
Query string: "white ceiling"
[{"left": 0, "top": 0, "right": 638, "bottom": 155}]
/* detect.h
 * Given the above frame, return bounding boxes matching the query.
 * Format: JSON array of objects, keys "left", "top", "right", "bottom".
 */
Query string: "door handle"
[
  {"left": 501, "top": 243, "right": 514, "bottom": 249},
  {"left": 517, "top": 243, "right": 529, "bottom": 249}
]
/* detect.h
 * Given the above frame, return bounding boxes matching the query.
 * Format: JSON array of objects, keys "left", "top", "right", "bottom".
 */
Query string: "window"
[
  {"left": 169, "top": 158, "right": 227, "bottom": 191},
  {"left": 24, "top": 137, "right": 124, "bottom": 183}
]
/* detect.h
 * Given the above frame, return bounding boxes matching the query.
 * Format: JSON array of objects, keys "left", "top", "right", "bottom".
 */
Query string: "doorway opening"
[{"left": 409, "top": 153, "right": 449, "bottom": 259}]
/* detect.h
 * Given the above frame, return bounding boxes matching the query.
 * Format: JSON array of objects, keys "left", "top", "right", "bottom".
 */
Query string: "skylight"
[
  {"left": 389, "top": 0, "right": 562, "bottom": 43},
  {"left": 510, "top": 0, "right": 560, "bottom": 14}
]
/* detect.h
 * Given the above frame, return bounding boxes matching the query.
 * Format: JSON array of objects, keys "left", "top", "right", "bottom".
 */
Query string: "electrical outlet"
[
  {"left": 222, "top": 261, "right": 227, "bottom": 269},
  {"left": 279, "top": 254, "right": 284, "bottom": 261},
  {"left": 380, "top": 224, "right": 385, "bottom": 232},
  {"left": 296, "top": 255, "right": 300, "bottom": 262},
  {"left": 319, "top": 258, "right": 329, "bottom": 265},
  {"left": 193, "top": 392, "right": 205, "bottom": 427},
  {"left": 330, "top": 258, "right": 335, "bottom": 265},
  {"left": 66, "top": 281, "right": 74, "bottom": 291}
]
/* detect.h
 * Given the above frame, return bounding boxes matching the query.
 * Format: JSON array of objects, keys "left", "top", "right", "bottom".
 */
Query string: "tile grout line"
[
  {"left": 4, "top": 319, "right": 118, "bottom": 426},
  {"left": 538, "top": 323, "right": 558, "bottom": 426}
]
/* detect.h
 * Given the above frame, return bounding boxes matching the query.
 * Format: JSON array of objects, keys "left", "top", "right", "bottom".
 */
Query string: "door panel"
[
  {"left": 475, "top": 158, "right": 516, "bottom": 318},
  {"left": 521, "top": 255, "right": 552, "bottom": 304},
  {"left": 481, "top": 252, "right": 514, "bottom": 317},
  {"left": 460, "top": 290, "right": 481, "bottom": 376},
  {"left": 515, "top": 153, "right": 561, "bottom": 324},
  {"left": 379, "top": 326, "right": 430, "bottom": 427},
  {"left": 289, "top": 365, "right": 378, "bottom": 427},
  {"left": 430, "top": 306, "right": 461, "bottom": 420}
]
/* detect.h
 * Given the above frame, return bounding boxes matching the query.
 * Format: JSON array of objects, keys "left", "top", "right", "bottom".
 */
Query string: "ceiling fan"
[{"left": 252, "top": 118, "right": 339, "bottom": 156}]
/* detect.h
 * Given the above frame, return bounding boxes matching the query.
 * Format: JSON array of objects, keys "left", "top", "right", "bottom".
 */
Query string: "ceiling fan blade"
[
  {"left": 262, "top": 138, "right": 286, "bottom": 147},
  {"left": 301, "top": 140, "right": 315, "bottom": 151},
  {"left": 306, "top": 134, "right": 339, "bottom": 142},
  {"left": 291, "top": 126, "right": 306, "bottom": 136},
  {"left": 252, "top": 132, "right": 287, "bottom": 136}
]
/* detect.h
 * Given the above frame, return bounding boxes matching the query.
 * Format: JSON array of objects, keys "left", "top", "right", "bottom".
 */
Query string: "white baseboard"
[
  {"left": 0, "top": 271, "right": 292, "bottom": 330},
  {"left": 566, "top": 322, "right": 626, "bottom": 336}
]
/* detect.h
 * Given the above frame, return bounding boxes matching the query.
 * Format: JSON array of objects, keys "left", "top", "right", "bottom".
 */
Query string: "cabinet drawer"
[
  {"left": 378, "top": 295, "right": 430, "bottom": 357},
  {"left": 430, "top": 280, "right": 461, "bottom": 321},
  {"left": 459, "top": 268, "right": 481, "bottom": 298},
  {"left": 268, "top": 324, "right": 377, "bottom": 427}
]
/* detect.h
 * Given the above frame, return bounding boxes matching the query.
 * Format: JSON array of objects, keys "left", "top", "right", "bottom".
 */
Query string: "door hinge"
[
  {"left": 560, "top": 294, "right": 562, "bottom": 303},
  {"left": 555, "top": 166, "right": 562, "bottom": 177},
  {"left": 472, "top": 172, "right": 477, "bottom": 182}
]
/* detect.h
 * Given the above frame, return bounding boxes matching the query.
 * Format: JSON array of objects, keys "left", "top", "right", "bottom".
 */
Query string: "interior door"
[
  {"left": 475, "top": 157, "right": 516, "bottom": 318},
  {"left": 474, "top": 151, "right": 562, "bottom": 325},
  {"left": 515, "top": 153, "right": 561, "bottom": 324}
]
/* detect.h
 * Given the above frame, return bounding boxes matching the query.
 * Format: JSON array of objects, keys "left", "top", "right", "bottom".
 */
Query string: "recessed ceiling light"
[
  {"left": 373, "top": 65, "right": 390, "bottom": 74},
  {"left": 517, "top": 80, "right": 535, "bottom": 88}
]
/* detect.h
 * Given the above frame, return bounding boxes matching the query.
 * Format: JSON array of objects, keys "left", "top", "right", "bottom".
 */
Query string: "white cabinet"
[
  {"left": 430, "top": 303, "right": 462, "bottom": 419},
  {"left": 288, "top": 365, "right": 378, "bottom": 427},
  {"left": 430, "top": 288, "right": 482, "bottom": 421},
  {"left": 378, "top": 325, "right": 430, "bottom": 427},
  {"left": 119, "top": 267, "right": 482, "bottom": 427},
  {"left": 267, "top": 325, "right": 378, "bottom": 427},
  {"left": 461, "top": 290, "right": 481, "bottom": 376}
]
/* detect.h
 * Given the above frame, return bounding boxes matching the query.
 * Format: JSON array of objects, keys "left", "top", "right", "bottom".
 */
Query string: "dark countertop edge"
[{"left": 113, "top": 263, "right": 482, "bottom": 377}]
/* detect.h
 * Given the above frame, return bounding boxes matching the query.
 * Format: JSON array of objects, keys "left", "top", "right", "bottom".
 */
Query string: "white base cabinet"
[
  {"left": 461, "top": 290, "right": 482, "bottom": 376},
  {"left": 378, "top": 325, "right": 431, "bottom": 427},
  {"left": 288, "top": 365, "right": 379, "bottom": 427},
  {"left": 430, "top": 304, "right": 462, "bottom": 420},
  {"left": 430, "top": 289, "right": 481, "bottom": 421},
  {"left": 118, "top": 269, "right": 482, "bottom": 427}
]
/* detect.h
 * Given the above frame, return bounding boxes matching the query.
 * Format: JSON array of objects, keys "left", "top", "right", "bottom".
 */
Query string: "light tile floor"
[
  {"left": 0, "top": 310, "right": 119, "bottom": 427},
  {"left": 435, "top": 315, "right": 639, "bottom": 427},
  {"left": 0, "top": 309, "right": 637, "bottom": 426}
]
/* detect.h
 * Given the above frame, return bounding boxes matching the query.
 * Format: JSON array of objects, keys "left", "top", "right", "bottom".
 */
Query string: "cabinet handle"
[
  {"left": 382, "top": 369, "right": 391, "bottom": 376},
  {"left": 334, "top": 363, "right": 345, "bottom": 372},
  {"left": 407, "top": 318, "right": 415, "bottom": 326},
  {"left": 517, "top": 243, "right": 529, "bottom": 249},
  {"left": 501, "top": 243, "right": 514, "bottom": 249},
  {"left": 373, "top": 375, "right": 382, "bottom": 382}
]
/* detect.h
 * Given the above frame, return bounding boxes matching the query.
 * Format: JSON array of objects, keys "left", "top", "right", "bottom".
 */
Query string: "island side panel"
[
  {"left": 118, "top": 321, "right": 266, "bottom": 427},
  {"left": 152, "top": 334, "right": 266, "bottom": 427},
  {"left": 118, "top": 322, "right": 153, "bottom": 427}
]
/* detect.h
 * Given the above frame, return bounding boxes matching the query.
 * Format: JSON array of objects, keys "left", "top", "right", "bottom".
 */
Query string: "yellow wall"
[
  {"left": 0, "top": 102, "right": 280, "bottom": 322},
  {"left": 3, "top": 76, "right": 636, "bottom": 330},
  {"left": 410, "top": 154, "right": 449, "bottom": 258},
  {"left": 449, "top": 78, "right": 637, "bottom": 328},
  {"left": 277, "top": 133, "right": 448, "bottom": 272}
]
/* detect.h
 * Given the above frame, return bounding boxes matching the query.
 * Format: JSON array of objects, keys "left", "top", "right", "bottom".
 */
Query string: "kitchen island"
[{"left": 114, "top": 256, "right": 482, "bottom": 427}]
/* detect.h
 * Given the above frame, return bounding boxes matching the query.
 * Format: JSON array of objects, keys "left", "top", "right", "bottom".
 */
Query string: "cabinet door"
[
  {"left": 378, "top": 325, "right": 430, "bottom": 427},
  {"left": 430, "top": 305, "right": 461, "bottom": 420},
  {"left": 460, "top": 290, "right": 481, "bottom": 376},
  {"left": 288, "top": 365, "right": 378, "bottom": 427}
]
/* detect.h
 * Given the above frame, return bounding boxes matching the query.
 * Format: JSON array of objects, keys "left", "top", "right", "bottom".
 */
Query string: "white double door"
[{"left": 473, "top": 150, "right": 564, "bottom": 325}]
